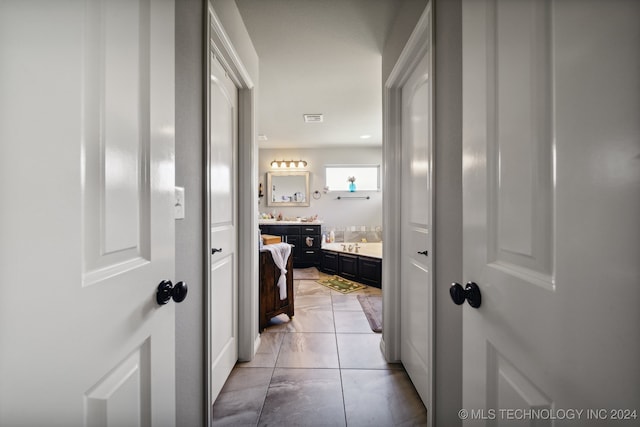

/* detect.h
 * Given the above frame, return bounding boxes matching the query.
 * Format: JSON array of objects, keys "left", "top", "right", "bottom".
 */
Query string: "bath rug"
[
  {"left": 316, "top": 275, "right": 366, "bottom": 294},
  {"left": 293, "top": 267, "right": 321, "bottom": 280},
  {"left": 357, "top": 295, "right": 382, "bottom": 333}
]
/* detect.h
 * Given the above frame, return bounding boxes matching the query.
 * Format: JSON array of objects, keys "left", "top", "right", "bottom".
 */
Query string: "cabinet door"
[
  {"left": 358, "top": 257, "right": 382, "bottom": 288},
  {"left": 338, "top": 253, "right": 359, "bottom": 280},
  {"left": 321, "top": 251, "right": 338, "bottom": 274},
  {"left": 285, "top": 234, "right": 300, "bottom": 261},
  {"left": 300, "top": 248, "right": 320, "bottom": 266}
]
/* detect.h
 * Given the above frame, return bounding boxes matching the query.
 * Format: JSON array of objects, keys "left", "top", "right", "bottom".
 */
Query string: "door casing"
[
  {"left": 204, "top": 3, "right": 258, "bottom": 421},
  {"left": 382, "top": 3, "right": 434, "bottom": 426}
]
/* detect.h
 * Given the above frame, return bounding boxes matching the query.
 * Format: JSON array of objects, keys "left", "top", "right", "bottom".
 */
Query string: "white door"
[
  {"left": 462, "top": 0, "right": 640, "bottom": 425},
  {"left": 401, "top": 52, "right": 433, "bottom": 412},
  {"left": 208, "top": 54, "right": 238, "bottom": 404},
  {"left": 0, "top": 1, "right": 176, "bottom": 426}
]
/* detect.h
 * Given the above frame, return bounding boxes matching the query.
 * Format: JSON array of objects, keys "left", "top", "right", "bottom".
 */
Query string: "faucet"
[
  {"left": 341, "top": 244, "right": 346, "bottom": 251},
  {"left": 354, "top": 243, "right": 360, "bottom": 254},
  {"left": 348, "top": 244, "right": 354, "bottom": 252}
]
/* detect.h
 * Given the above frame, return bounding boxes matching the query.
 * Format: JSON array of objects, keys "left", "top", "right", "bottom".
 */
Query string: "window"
[{"left": 325, "top": 165, "right": 380, "bottom": 191}]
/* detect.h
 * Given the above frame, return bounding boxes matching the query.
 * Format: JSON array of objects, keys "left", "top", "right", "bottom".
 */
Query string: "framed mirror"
[{"left": 267, "top": 171, "right": 310, "bottom": 207}]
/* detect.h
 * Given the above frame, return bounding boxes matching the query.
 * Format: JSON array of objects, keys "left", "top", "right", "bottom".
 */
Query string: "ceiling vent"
[
  {"left": 303, "top": 114, "right": 324, "bottom": 123},
  {"left": 258, "top": 134, "right": 268, "bottom": 141}
]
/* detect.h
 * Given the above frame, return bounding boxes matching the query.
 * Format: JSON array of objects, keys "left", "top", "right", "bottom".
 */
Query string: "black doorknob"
[
  {"left": 156, "top": 280, "right": 189, "bottom": 305},
  {"left": 450, "top": 282, "right": 482, "bottom": 309},
  {"left": 212, "top": 248, "right": 223, "bottom": 254},
  {"left": 417, "top": 250, "right": 428, "bottom": 256}
]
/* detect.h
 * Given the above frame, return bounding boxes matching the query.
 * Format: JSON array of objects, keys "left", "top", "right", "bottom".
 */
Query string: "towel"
[{"left": 263, "top": 243, "right": 292, "bottom": 300}]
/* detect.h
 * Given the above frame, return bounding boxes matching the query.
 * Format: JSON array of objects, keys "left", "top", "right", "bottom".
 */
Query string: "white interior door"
[
  {"left": 0, "top": 1, "right": 176, "bottom": 426},
  {"left": 401, "top": 52, "right": 433, "bottom": 414},
  {"left": 208, "top": 54, "right": 239, "bottom": 405},
  {"left": 462, "top": 0, "right": 640, "bottom": 425}
]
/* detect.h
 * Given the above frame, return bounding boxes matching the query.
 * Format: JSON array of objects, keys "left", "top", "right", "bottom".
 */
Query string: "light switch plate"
[{"left": 175, "top": 186, "right": 185, "bottom": 220}]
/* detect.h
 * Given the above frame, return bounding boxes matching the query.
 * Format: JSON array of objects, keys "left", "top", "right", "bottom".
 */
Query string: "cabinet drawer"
[
  {"left": 300, "top": 234, "right": 320, "bottom": 249},
  {"left": 271, "top": 225, "right": 300, "bottom": 235},
  {"left": 300, "top": 225, "right": 320, "bottom": 234},
  {"left": 301, "top": 248, "right": 320, "bottom": 262}
]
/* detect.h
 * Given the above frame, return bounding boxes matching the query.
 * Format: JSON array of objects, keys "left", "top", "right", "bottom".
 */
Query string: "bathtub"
[{"left": 321, "top": 242, "right": 383, "bottom": 259}]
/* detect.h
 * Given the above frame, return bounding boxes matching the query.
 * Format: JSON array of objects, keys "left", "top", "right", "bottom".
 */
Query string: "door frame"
[
  {"left": 382, "top": 2, "right": 434, "bottom": 425},
  {"left": 204, "top": 3, "right": 258, "bottom": 422}
]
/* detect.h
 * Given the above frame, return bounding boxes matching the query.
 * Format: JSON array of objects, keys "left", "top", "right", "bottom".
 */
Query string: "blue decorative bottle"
[{"left": 349, "top": 182, "right": 356, "bottom": 192}]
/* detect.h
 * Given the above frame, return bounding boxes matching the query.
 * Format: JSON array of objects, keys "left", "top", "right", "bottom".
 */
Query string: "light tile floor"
[{"left": 212, "top": 269, "right": 428, "bottom": 426}]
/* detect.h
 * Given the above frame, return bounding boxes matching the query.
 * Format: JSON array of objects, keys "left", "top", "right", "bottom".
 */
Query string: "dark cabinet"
[
  {"left": 320, "top": 250, "right": 338, "bottom": 274},
  {"left": 320, "top": 249, "right": 382, "bottom": 288},
  {"left": 358, "top": 256, "right": 382, "bottom": 288},
  {"left": 284, "top": 234, "right": 301, "bottom": 254},
  {"left": 338, "top": 253, "right": 358, "bottom": 280},
  {"left": 259, "top": 250, "right": 294, "bottom": 332},
  {"left": 259, "top": 223, "right": 321, "bottom": 268}
]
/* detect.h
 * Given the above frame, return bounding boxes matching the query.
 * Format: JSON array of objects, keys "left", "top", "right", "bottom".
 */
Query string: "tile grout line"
[
  {"left": 255, "top": 279, "right": 296, "bottom": 427},
  {"left": 331, "top": 289, "right": 349, "bottom": 426}
]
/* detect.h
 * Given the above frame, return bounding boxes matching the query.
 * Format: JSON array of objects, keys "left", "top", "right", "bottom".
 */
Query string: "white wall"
[
  {"left": 175, "top": 1, "right": 259, "bottom": 426},
  {"left": 381, "top": 0, "right": 463, "bottom": 426},
  {"left": 432, "top": 1, "right": 463, "bottom": 425},
  {"left": 175, "top": 2, "right": 204, "bottom": 426},
  {"left": 259, "top": 147, "right": 383, "bottom": 231}
]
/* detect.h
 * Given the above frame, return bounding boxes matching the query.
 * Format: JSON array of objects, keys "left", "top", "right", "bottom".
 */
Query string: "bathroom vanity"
[
  {"left": 320, "top": 243, "right": 383, "bottom": 288},
  {"left": 258, "top": 222, "right": 322, "bottom": 268}
]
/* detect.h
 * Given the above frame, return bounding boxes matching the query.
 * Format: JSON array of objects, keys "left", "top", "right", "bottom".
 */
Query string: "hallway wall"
[
  {"left": 175, "top": 1, "right": 204, "bottom": 426},
  {"left": 175, "top": 1, "right": 258, "bottom": 426},
  {"left": 432, "top": 0, "right": 463, "bottom": 425}
]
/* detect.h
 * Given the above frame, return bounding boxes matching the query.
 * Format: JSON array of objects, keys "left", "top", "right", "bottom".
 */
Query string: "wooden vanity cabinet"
[{"left": 259, "top": 250, "right": 294, "bottom": 332}]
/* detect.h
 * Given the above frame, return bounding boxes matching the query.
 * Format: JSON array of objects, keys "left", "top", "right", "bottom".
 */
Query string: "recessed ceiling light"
[
  {"left": 303, "top": 114, "right": 324, "bottom": 123},
  {"left": 360, "top": 134, "right": 372, "bottom": 139}
]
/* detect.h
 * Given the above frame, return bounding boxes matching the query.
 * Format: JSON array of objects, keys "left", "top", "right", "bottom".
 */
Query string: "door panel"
[
  {"left": 208, "top": 54, "right": 239, "bottom": 403},
  {"left": 85, "top": 340, "right": 151, "bottom": 427},
  {"left": 488, "top": 0, "right": 553, "bottom": 282},
  {"left": 401, "top": 52, "right": 433, "bottom": 408},
  {"left": 83, "top": 0, "right": 152, "bottom": 285},
  {"left": 0, "top": 1, "right": 175, "bottom": 426},
  {"left": 462, "top": 0, "right": 640, "bottom": 424}
]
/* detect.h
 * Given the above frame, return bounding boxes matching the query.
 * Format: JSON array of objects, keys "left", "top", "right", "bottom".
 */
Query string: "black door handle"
[
  {"left": 156, "top": 280, "right": 188, "bottom": 305},
  {"left": 211, "top": 248, "right": 223, "bottom": 254},
  {"left": 450, "top": 282, "right": 481, "bottom": 308},
  {"left": 417, "top": 250, "right": 428, "bottom": 256}
]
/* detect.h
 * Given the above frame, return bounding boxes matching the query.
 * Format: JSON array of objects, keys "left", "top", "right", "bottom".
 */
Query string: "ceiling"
[{"left": 235, "top": 0, "right": 400, "bottom": 149}]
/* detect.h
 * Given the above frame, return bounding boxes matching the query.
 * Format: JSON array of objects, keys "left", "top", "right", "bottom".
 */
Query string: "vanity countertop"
[{"left": 258, "top": 219, "right": 324, "bottom": 225}]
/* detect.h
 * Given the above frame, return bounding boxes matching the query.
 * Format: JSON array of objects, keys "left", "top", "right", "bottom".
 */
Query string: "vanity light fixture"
[{"left": 270, "top": 159, "right": 308, "bottom": 169}]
